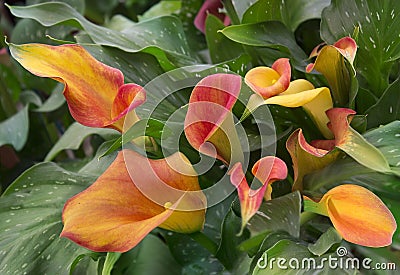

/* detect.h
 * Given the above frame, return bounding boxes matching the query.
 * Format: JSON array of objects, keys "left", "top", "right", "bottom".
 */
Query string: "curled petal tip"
[
  {"left": 334, "top": 36, "right": 357, "bottom": 64},
  {"left": 245, "top": 58, "right": 291, "bottom": 99},
  {"left": 306, "top": 63, "right": 315, "bottom": 73},
  {"left": 252, "top": 156, "right": 288, "bottom": 185},
  {"left": 9, "top": 43, "right": 144, "bottom": 132}
]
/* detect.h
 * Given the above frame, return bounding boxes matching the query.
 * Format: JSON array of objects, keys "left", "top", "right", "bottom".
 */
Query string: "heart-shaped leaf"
[
  {"left": 0, "top": 162, "right": 96, "bottom": 274},
  {"left": 247, "top": 191, "right": 302, "bottom": 239}
]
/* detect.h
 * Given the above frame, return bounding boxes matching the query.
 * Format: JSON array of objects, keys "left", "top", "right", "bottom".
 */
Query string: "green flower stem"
[
  {"left": 101, "top": 252, "right": 121, "bottom": 275},
  {"left": 189, "top": 231, "right": 218, "bottom": 255},
  {"left": 300, "top": 211, "right": 317, "bottom": 225},
  {"left": 303, "top": 199, "right": 329, "bottom": 217}
]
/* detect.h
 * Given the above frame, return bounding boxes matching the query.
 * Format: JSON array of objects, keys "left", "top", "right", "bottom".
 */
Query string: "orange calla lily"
[
  {"left": 286, "top": 128, "right": 339, "bottom": 191},
  {"left": 244, "top": 58, "right": 333, "bottom": 138},
  {"left": 229, "top": 157, "right": 287, "bottom": 233},
  {"left": 304, "top": 184, "right": 397, "bottom": 247},
  {"left": 311, "top": 108, "right": 390, "bottom": 173},
  {"left": 9, "top": 43, "right": 145, "bottom": 132},
  {"left": 61, "top": 149, "right": 206, "bottom": 252},
  {"left": 287, "top": 107, "right": 390, "bottom": 191},
  {"left": 184, "top": 73, "right": 243, "bottom": 165}
]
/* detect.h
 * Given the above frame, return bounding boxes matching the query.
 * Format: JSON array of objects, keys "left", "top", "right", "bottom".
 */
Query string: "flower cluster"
[{"left": 9, "top": 34, "right": 397, "bottom": 253}]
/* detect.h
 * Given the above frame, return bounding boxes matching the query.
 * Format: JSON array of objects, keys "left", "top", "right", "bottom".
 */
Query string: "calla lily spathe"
[
  {"left": 194, "top": 0, "right": 230, "bottom": 33},
  {"left": 304, "top": 184, "right": 397, "bottom": 247},
  {"left": 61, "top": 150, "right": 206, "bottom": 252},
  {"left": 9, "top": 43, "right": 145, "bottom": 132},
  {"left": 306, "top": 36, "right": 357, "bottom": 106},
  {"left": 229, "top": 157, "right": 287, "bottom": 233},
  {"left": 184, "top": 73, "right": 243, "bottom": 165},
  {"left": 306, "top": 36, "right": 357, "bottom": 73},
  {"left": 287, "top": 108, "right": 391, "bottom": 191},
  {"left": 245, "top": 58, "right": 291, "bottom": 99},
  {"left": 244, "top": 58, "right": 333, "bottom": 138}
]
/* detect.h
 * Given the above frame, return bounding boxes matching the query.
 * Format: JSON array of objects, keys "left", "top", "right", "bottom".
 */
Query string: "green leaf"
[
  {"left": 363, "top": 121, "right": 400, "bottom": 175},
  {"left": 355, "top": 244, "right": 400, "bottom": 274},
  {"left": 381, "top": 197, "right": 400, "bottom": 249},
  {"left": 139, "top": 0, "right": 181, "bottom": 20},
  {"left": 45, "top": 122, "right": 119, "bottom": 161},
  {"left": 366, "top": 76, "right": 400, "bottom": 128},
  {"left": 337, "top": 126, "right": 391, "bottom": 174},
  {"left": 242, "top": 0, "right": 330, "bottom": 32},
  {"left": 252, "top": 239, "right": 313, "bottom": 274},
  {"left": 162, "top": 231, "right": 224, "bottom": 274},
  {"left": 69, "top": 252, "right": 101, "bottom": 275},
  {"left": 0, "top": 64, "right": 21, "bottom": 103},
  {"left": 205, "top": 14, "right": 245, "bottom": 63},
  {"left": 248, "top": 192, "right": 302, "bottom": 239},
  {"left": 308, "top": 227, "right": 342, "bottom": 256},
  {"left": 215, "top": 209, "right": 250, "bottom": 271},
  {"left": 215, "top": 53, "right": 252, "bottom": 76},
  {"left": 178, "top": 0, "right": 207, "bottom": 52},
  {"left": 11, "top": 0, "right": 83, "bottom": 45},
  {"left": 78, "top": 42, "right": 165, "bottom": 86},
  {"left": 10, "top": 18, "right": 75, "bottom": 45},
  {"left": 100, "top": 119, "right": 168, "bottom": 158},
  {"left": 34, "top": 84, "right": 66, "bottom": 113},
  {"left": 7, "top": 2, "right": 197, "bottom": 71},
  {"left": 355, "top": 87, "right": 378, "bottom": 114},
  {"left": 220, "top": 21, "right": 307, "bottom": 66},
  {"left": 0, "top": 162, "right": 96, "bottom": 274},
  {"left": 0, "top": 105, "right": 29, "bottom": 151},
  {"left": 84, "top": 0, "right": 118, "bottom": 23},
  {"left": 246, "top": 231, "right": 297, "bottom": 269},
  {"left": 26, "top": 0, "right": 85, "bottom": 14},
  {"left": 19, "top": 90, "right": 42, "bottom": 107},
  {"left": 304, "top": 157, "right": 400, "bottom": 198},
  {"left": 252, "top": 240, "right": 358, "bottom": 275},
  {"left": 150, "top": 189, "right": 232, "bottom": 272},
  {"left": 104, "top": 15, "right": 135, "bottom": 32},
  {"left": 229, "top": 0, "right": 258, "bottom": 22},
  {"left": 111, "top": 234, "right": 182, "bottom": 275},
  {"left": 203, "top": 191, "right": 236, "bottom": 244},
  {"left": 78, "top": 140, "right": 119, "bottom": 176},
  {"left": 321, "top": 0, "right": 400, "bottom": 96}
]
